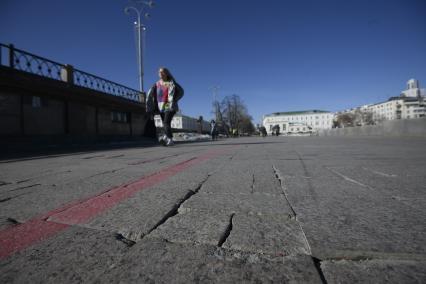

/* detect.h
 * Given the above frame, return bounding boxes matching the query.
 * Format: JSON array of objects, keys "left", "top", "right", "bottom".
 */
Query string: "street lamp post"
[
  {"left": 210, "top": 85, "right": 220, "bottom": 121},
  {"left": 125, "top": 0, "right": 155, "bottom": 93}
]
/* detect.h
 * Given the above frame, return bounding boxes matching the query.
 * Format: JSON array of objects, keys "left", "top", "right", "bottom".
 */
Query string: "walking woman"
[{"left": 146, "top": 67, "right": 184, "bottom": 146}]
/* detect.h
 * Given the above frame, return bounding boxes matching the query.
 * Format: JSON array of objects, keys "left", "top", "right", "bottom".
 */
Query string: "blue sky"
[{"left": 1, "top": 0, "right": 425, "bottom": 123}]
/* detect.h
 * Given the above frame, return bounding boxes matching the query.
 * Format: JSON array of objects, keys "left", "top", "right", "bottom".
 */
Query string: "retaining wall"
[{"left": 319, "top": 118, "right": 426, "bottom": 137}]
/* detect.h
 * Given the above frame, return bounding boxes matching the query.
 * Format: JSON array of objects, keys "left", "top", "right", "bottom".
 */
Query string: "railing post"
[
  {"left": 20, "top": 94, "right": 25, "bottom": 135},
  {"left": 129, "top": 112, "right": 133, "bottom": 136},
  {"left": 95, "top": 107, "right": 99, "bottom": 135},
  {"left": 63, "top": 100, "right": 69, "bottom": 134},
  {"left": 61, "top": 64, "right": 74, "bottom": 85},
  {"left": 66, "top": 64, "right": 74, "bottom": 85},
  {"left": 9, "top": 44, "right": 14, "bottom": 68}
]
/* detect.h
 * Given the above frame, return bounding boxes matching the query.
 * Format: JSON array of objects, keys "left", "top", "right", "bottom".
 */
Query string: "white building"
[
  {"left": 263, "top": 110, "right": 334, "bottom": 135},
  {"left": 366, "top": 79, "right": 426, "bottom": 121},
  {"left": 286, "top": 122, "right": 311, "bottom": 135},
  {"left": 154, "top": 113, "right": 211, "bottom": 132},
  {"left": 401, "top": 79, "right": 426, "bottom": 98},
  {"left": 334, "top": 79, "right": 426, "bottom": 126},
  {"left": 366, "top": 97, "right": 425, "bottom": 121}
]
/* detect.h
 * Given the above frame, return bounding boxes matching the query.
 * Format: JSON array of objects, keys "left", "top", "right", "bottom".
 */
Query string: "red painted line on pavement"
[
  {"left": 48, "top": 157, "right": 200, "bottom": 225},
  {"left": 0, "top": 147, "right": 233, "bottom": 260}
]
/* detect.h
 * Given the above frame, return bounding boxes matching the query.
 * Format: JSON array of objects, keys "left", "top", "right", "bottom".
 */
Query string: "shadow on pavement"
[
  {"left": 174, "top": 140, "right": 288, "bottom": 148},
  {"left": 0, "top": 139, "right": 160, "bottom": 163},
  {"left": 0, "top": 137, "right": 288, "bottom": 163}
]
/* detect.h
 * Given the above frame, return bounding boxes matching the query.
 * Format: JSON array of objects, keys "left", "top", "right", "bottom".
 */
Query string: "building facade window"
[
  {"left": 111, "top": 111, "right": 130, "bottom": 123},
  {"left": 23, "top": 96, "right": 48, "bottom": 108},
  {"left": 32, "top": 96, "right": 42, "bottom": 108}
]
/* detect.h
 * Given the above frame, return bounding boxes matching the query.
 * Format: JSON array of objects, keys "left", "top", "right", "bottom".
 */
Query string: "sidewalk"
[{"left": 1, "top": 136, "right": 425, "bottom": 283}]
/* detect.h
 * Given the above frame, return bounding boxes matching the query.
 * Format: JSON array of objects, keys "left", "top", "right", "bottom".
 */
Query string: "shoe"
[
  {"left": 158, "top": 135, "right": 167, "bottom": 145},
  {"left": 165, "top": 138, "right": 174, "bottom": 146}
]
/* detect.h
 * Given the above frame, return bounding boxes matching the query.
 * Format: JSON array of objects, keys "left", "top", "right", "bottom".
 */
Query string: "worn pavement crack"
[
  {"left": 0, "top": 181, "right": 11, "bottom": 187},
  {"left": 106, "top": 154, "right": 125, "bottom": 159},
  {"left": 272, "top": 165, "right": 297, "bottom": 219},
  {"left": 145, "top": 174, "right": 212, "bottom": 238},
  {"left": 312, "top": 257, "right": 328, "bottom": 284},
  {"left": 6, "top": 217, "right": 20, "bottom": 225},
  {"left": 294, "top": 151, "right": 318, "bottom": 199},
  {"left": 7, "top": 183, "right": 42, "bottom": 193},
  {"left": 82, "top": 154, "right": 105, "bottom": 160},
  {"left": 325, "top": 166, "right": 373, "bottom": 190},
  {"left": 127, "top": 150, "right": 198, "bottom": 166},
  {"left": 217, "top": 213, "right": 235, "bottom": 247},
  {"left": 272, "top": 164, "right": 313, "bottom": 256},
  {"left": 115, "top": 233, "right": 136, "bottom": 247},
  {"left": 0, "top": 197, "right": 12, "bottom": 203},
  {"left": 0, "top": 190, "right": 40, "bottom": 203},
  {"left": 87, "top": 168, "right": 125, "bottom": 179},
  {"left": 321, "top": 251, "right": 426, "bottom": 262}
]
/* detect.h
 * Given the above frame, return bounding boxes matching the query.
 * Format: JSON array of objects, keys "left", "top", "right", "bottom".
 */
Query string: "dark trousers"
[
  {"left": 144, "top": 116, "right": 157, "bottom": 138},
  {"left": 160, "top": 111, "right": 176, "bottom": 139}
]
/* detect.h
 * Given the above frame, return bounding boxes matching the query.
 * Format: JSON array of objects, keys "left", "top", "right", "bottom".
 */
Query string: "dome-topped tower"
[
  {"left": 401, "top": 78, "right": 425, "bottom": 97},
  {"left": 407, "top": 79, "right": 419, "bottom": 90}
]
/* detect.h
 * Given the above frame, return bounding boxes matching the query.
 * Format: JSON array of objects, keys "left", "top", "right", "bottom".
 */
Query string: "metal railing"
[
  {"left": 0, "top": 43, "right": 143, "bottom": 103},
  {"left": 74, "top": 69, "right": 141, "bottom": 102},
  {"left": 0, "top": 43, "right": 65, "bottom": 81}
]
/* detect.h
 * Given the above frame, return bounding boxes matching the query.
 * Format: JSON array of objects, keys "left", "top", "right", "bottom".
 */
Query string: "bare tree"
[
  {"left": 217, "top": 94, "right": 255, "bottom": 135},
  {"left": 361, "top": 110, "right": 374, "bottom": 125},
  {"left": 212, "top": 100, "right": 224, "bottom": 123},
  {"left": 335, "top": 113, "right": 356, "bottom": 127},
  {"left": 336, "top": 109, "right": 375, "bottom": 127},
  {"left": 239, "top": 115, "right": 256, "bottom": 135},
  {"left": 373, "top": 113, "right": 386, "bottom": 125}
]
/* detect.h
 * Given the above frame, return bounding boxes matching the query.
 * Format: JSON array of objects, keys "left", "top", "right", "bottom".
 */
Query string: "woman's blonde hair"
[{"left": 159, "top": 67, "right": 176, "bottom": 82}]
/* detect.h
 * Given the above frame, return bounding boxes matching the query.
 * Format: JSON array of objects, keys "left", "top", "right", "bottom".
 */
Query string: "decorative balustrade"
[
  {"left": 73, "top": 69, "right": 141, "bottom": 102},
  {"left": 0, "top": 43, "right": 143, "bottom": 103}
]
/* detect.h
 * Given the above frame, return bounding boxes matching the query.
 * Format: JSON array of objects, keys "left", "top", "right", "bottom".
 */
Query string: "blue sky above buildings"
[{"left": 1, "top": 0, "right": 425, "bottom": 123}]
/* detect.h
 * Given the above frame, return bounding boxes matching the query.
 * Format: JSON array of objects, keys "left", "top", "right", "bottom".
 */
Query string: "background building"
[
  {"left": 401, "top": 79, "right": 426, "bottom": 98},
  {"left": 154, "top": 112, "right": 210, "bottom": 133},
  {"left": 334, "top": 79, "right": 426, "bottom": 127},
  {"left": 367, "top": 79, "right": 426, "bottom": 121},
  {"left": 263, "top": 110, "right": 334, "bottom": 135},
  {"left": 367, "top": 97, "right": 425, "bottom": 121}
]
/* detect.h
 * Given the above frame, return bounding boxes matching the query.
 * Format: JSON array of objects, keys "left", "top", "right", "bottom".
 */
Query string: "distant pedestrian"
[
  {"left": 272, "top": 125, "right": 280, "bottom": 136},
  {"left": 146, "top": 67, "right": 184, "bottom": 146},
  {"left": 210, "top": 119, "right": 218, "bottom": 140},
  {"left": 232, "top": 128, "right": 238, "bottom": 138},
  {"left": 260, "top": 126, "right": 267, "bottom": 137}
]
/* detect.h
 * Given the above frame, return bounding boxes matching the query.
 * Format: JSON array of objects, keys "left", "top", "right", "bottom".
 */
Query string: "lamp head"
[{"left": 146, "top": 0, "right": 155, "bottom": 8}]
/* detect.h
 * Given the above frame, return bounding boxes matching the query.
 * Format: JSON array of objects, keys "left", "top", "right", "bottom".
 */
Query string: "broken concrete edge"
[
  {"left": 272, "top": 164, "right": 298, "bottom": 219},
  {"left": 217, "top": 213, "right": 235, "bottom": 247},
  {"left": 313, "top": 248, "right": 426, "bottom": 262},
  {"left": 141, "top": 234, "right": 319, "bottom": 264},
  {"left": 111, "top": 175, "right": 214, "bottom": 244}
]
